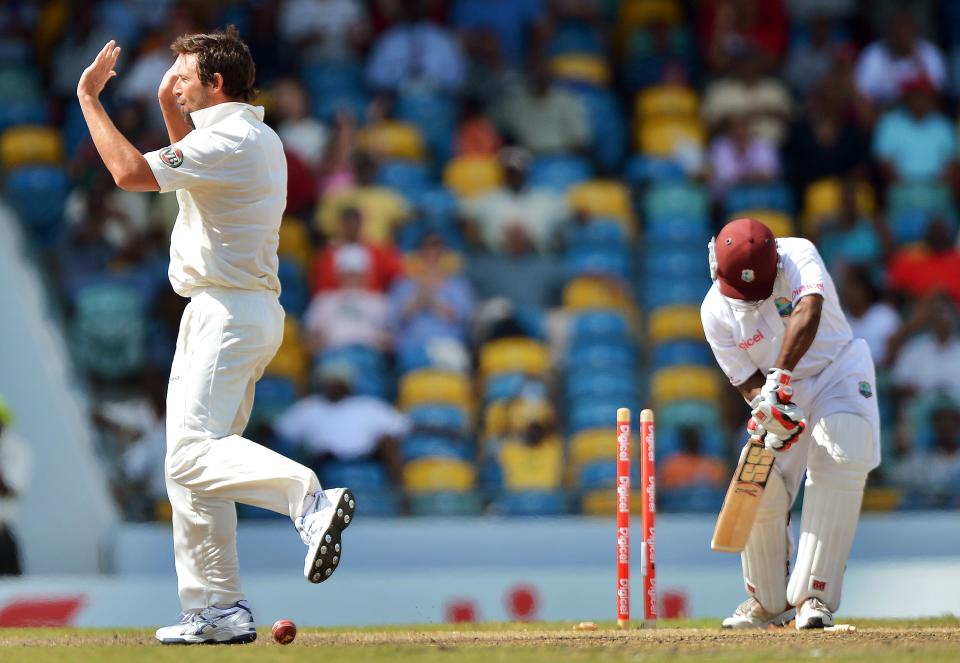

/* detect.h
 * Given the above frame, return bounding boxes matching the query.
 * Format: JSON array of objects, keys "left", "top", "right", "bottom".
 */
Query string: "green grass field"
[{"left": 1, "top": 618, "right": 958, "bottom": 663}]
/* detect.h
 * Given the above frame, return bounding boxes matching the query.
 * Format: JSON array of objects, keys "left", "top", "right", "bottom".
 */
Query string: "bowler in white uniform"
[
  {"left": 77, "top": 27, "right": 355, "bottom": 644},
  {"left": 700, "top": 218, "right": 881, "bottom": 629}
]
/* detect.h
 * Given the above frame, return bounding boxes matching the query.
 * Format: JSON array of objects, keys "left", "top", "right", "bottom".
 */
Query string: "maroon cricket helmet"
[{"left": 714, "top": 218, "right": 778, "bottom": 301}]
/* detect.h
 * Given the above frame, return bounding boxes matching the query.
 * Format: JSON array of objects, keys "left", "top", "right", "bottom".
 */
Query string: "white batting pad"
[
  {"left": 742, "top": 461, "right": 791, "bottom": 614},
  {"left": 788, "top": 413, "right": 875, "bottom": 611}
]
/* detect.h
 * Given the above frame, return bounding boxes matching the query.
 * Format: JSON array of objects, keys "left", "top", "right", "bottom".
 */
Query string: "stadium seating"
[{"left": 443, "top": 155, "right": 503, "bottom": 198}]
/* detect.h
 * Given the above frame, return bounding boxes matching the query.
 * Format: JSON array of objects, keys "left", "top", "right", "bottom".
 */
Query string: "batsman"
[{"left": 700, "top": 218, "right": 881, "bottom": 630}]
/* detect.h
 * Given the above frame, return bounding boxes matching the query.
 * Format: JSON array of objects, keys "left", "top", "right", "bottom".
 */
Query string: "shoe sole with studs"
[{"left": 305, "top": 488, "right": 356, "bottom": 584}]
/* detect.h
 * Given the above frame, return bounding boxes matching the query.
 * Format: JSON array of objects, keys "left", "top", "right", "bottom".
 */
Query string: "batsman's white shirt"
[
  {"left": 144, "top": 102, "right": 320, "bottom": 611},
  {"left": 700, "top": 238, "right": 881, "bottom": 455},
  {"left": 145, "top": 102, "right": 283, "bottom": 297}
]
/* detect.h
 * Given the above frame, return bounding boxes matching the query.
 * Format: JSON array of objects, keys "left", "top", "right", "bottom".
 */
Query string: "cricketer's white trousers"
[{"left": 165, "top": 288, "right": 320, "bottom": 610}]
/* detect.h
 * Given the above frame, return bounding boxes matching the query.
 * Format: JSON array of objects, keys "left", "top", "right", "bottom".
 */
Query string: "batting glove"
[
  {"left": 749, "top": 396, "right": 806, "bottom": 452},
  {"left": 761, "top": 367, "right": 794, "bottom": 405}
]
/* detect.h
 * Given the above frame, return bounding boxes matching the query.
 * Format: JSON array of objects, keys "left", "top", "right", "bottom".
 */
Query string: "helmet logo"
[{"left": 741, "top": 269, "right": 755, "bottom": 282}]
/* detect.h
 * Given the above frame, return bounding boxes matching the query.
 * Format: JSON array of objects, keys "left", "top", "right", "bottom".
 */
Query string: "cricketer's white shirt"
[
  {"left": 144, "top": 102, "right": 286, "bottom": 297},
  {"left": 701, "top": 238, "right": 880, "bottom": 447}
]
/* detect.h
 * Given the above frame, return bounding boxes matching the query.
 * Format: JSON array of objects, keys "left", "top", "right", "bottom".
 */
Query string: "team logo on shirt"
[
  {"left": 741, "top": 269, "right": 755, "bottom": 282},
  {"left": 159, "top": 146, "right": 183, "bottom": 168},
  {"left": 858, "top": 381, "right": 873, "bottom": 399},
  {"left": 775, "top": 297, "right": 794, "bottom": 318}
]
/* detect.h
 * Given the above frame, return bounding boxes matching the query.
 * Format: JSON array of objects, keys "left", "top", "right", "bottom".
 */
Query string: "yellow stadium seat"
[
  {"left": 581, "top": 489, "right": 645, "bottom": 516},
  {"left": 479, "top": 337, "right": 550, "bottom": 379},
  {"left": 635, "top": 85, "right": 699, "bottom": 120},
  {"left": 636, "top": 116, "right": 705, "bottom": 157},
  {"left": 482, "top": 398, "right": 555, "bottom": 440},
  {"left": 278, "top": 215, "right": 312, "bottom": 268},
  {"left": 802, "top": 178, "right": 876, "bottom": 234},
  {"left": 563, "top": 276, "right": 631, "bottom": 311},
  {"left": 567, "top": 180, "right": 633, "bottom": 224},
  {"left": 0, "top": 125, "right": 63, "bottom": 168},
  {"left": 398, "top": 369, "right": 473, "bottom": 412},
  {"left": 729, "top": 209, "right": 795, "bottom": 238},
  {"left": 443, "top": 155, "right": 503, "bottom": 198},
  {"left": 569, "top": 428, "right": 619, "bottom": 468},
  {"left": 648, "top": 305, "right": 704, "bottom": 343},
  {"left": 651, "top": 366, "right": 720, "bottom": 406},
  {"left": 404, "top": 457, "right": 476, "bottom": 493},
  {"left": 861, "top": 487, "right": 902, "bottom": 512},
  {"left": 357, "top": 121, "right": 426, "bottom": 161},
  {"left": 549, "top": 53, "right": 611, "bottom": 87},
  {"left": 265, "top": 318, "right": 309, "bottom": 385}
]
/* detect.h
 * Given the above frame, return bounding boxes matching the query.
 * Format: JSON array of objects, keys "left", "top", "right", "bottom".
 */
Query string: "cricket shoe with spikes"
[
  {"left": 796, "top": 597, "right": 834, "bottom": 630},
  {"left": 296, "top": 487, "right": 356, "bottom": 584},
  {"left": 721, "top": 597, "right": 795, "bottom": 629},
  {"left": 155, "top": 600, "right": 256, "bottom": 644}
]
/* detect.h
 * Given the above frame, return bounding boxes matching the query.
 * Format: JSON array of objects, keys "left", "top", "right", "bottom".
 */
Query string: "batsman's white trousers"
[{"left": 165, "top": 288, "right": 320, "bottom": 610}]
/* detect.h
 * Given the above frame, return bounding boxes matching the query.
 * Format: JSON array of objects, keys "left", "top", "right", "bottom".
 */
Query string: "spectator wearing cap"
[
  {"left": 304, "top": 244, "right": 391, "bottom": 354},
  {"left": 708, "top": 112, "right": 781, "bottom": 201},
  {"left": 488, "top": 397, "right": 563, "bottom": 492},
  {"left": 273, "top": 363, "right": 408, "bottom": 487},
  {"left": 388, "top": 232, "right": 476, "bottom": 357},
  {"left": 854, "top": 10, "right": 947, "bottom": 107},
  {"left": 701, "top": 41, "right": 793, "bottom": 145},
  {"left": 460, "top": 147, "right": 569, "bottom": 254},
  {"left": 365, "top": 0, "right": 466, "bottom": 92},
  {"left": 873, "top": 75, "right": 957, "bottom": 184},
  {"left": 492, "top": 52, "right": 590, "bottom": 155},
  {"left": 0, "top": 397, "right": 30, "bottom": 575},
  {"left": 310, "top": 206, "right": 405, "bottom": 294}
]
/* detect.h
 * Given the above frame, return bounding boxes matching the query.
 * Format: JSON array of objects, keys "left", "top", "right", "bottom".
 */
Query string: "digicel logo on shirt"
[{"left": 738, "top": 329, "right": 764, "bottom": 351}]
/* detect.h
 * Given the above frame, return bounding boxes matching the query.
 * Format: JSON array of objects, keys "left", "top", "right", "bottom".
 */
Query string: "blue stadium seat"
[
  {"left": 71, "top": 280, "right": 146, "bottom": 380},
  {"left": 484, "top": 373, "right": 529, "bottom": 402},
  {"left": 491, "top": 490, "right": 570, "bottom": 516},
  {"left": 277, "top": 258, "right": 308, "bottom": 317},
  {"left": 659, "top": 486, "right": 726, "bottom": 513},
  {"left": 311, "top": 91, "right": 369, "bottom": 123},
  {"left": 566, "top": 219, "right": 627, "bottom": 248},
  {"left": 236, "top": 504, "right": 287, "bottom": 520},
  {"left": 643, "top": 244, "right": 707, "bottom": 278},
  {"left": 565, "top": 247, "right": 631, "bottom": 280},
  {"left": 656, "top": 400, "right": 722, "bottom": 431},
  {"left": 571, "top": 310, "right": 630, "bottom": 344},
  {"left": 575, "top": 88, "right": 627, "bottom": 171},
  {"left": 568, "top": 344, "right": 636, "bottom": 371},
  {"left": 565, "top": 371, "right": 639, "bottom": 404},
  {"left": 319, "top": 460, "right": 389, "bottom": 491},
  {"left": 577, "top": 460, "right": 638, "bottom": 489},
  {"left": 645, "top": 212, "right": 710, "bottom": 242},
  {"left": 395, "top": 90, "right": 457, "bottom": 164},
  {"left": 547, "top": 24, "right": 603, "bottom": 55},
  {"left": 724, "top": 183, "right": 793, "bottom": 215},
  {"left": 302, "top": 61, "right": 365, "bottom": 97},
  {"left": 377, "top": 161, "right": 429, "bottom": 192},
  {"left": 643, "top": 182, "right": 709, "bottom": 219},
  {"left": 0, "top": 100, "right": 46, "bottom": 132},
  {"left": 402, "top": 434, "right": 471, "bottom": 461},
  {"left": 624, "top": 155, "right": 686, "bottom": 186},
  {"left": 4, "top": 165, "right": 69, "bottom": 242},
  {"left": 888, "top": 182, "right": 958, "bottom": 245},
  {"left": 528, "top": 154, "right": 593, "bottom": 192},
  {"left": 569, "top": 400, "right": 639, "bottom": 434},
  {"left": 250, "top": 376, "right": 299, "bottom": 427},
  {"left": 651, "top": 340, "right": 714, "bottom": 370},
  {"left": 642, "top": 274, "right": 709, "bottom": 308},
  {"left": 408, "top": 404, "right": 469, "bottom": 435},
  {"left": 409, "top": 491, "right": 483, "bottom": 516},
  {"left": 408, "top": 186, "right": 459, "bottom": 222}
]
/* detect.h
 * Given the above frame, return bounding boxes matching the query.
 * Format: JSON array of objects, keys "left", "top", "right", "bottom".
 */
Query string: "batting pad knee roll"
[
  {"left": 742, "top": 465, "right": 791, "bottom": 614},
  {"left": 787, "top": 414, "right": 874, "bottom": 611}
]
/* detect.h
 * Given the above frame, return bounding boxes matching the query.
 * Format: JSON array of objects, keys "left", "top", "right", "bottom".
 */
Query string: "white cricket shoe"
[
  {"left": 721, "top": 597, "right": 795, "bottom": 629},
  {"left": 796, "top": 597, "right": 834, "bottom": 630},
  {"left": 155, "top": 600, "right": 256, "bottom": 644},
  {"left": 296, "top": 487, "right": 356, "bottom": 584}
]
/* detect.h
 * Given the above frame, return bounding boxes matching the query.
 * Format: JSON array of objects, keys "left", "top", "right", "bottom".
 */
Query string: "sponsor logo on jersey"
[
  {"left": 791, "top": 282, "right": 824, "bottom": 298},
  {"left": 159, "top": 146, "right": 184, "bottom": 168},
  {"left": 738, "top": 329, "right": 765, "bottom": 351},
  {"left": 775, "top": 297, "right": 793, "bottom": 318},
  {"left": 858, "top": 381, "right": 872, "bottom": 399}
]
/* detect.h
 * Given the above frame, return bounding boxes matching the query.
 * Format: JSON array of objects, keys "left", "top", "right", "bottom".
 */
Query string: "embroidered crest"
[
  {"left": 775, "top": 297, "right": 794, "bottom": 318},
  {"left": 858, "top": 381, "right": 873, "bottom": 399},
  {"left": 159, "top": 146, "right": 184, "bottom": 168},
  {"left": 741, "top": 269, "right": 755, "bottom": 282}
]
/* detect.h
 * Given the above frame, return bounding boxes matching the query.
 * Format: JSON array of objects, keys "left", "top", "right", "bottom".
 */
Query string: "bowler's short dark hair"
[{"left": 171, "top": 25, "right": 257, "bottom": 102}]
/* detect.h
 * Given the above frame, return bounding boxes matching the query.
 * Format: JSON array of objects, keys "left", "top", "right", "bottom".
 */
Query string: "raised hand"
[
  {"left": 77, "top": 40, "right": 121, "bottom": 99},
  {"left": 158, "top": 61, "right": 179, "bottom": 104}
]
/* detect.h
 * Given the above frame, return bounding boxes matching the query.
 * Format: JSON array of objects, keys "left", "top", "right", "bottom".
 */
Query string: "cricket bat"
[{"left": 711, "top": 437, "right": 775, "bottom": 552}]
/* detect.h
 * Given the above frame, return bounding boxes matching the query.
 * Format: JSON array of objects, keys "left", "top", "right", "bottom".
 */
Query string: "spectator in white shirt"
[
  {"left": 273, "top": 363, "right": 409, "bottom": 486},
  {"left": 272, "top": 77, "right": 329, "bottom": 172},
  {"left": 890, "top": 293, "right": 960, "bottom": 408},
  {"left": 854, "top": 10, "right": 947, "bottom": 106},
  {"left": 839, "top": 266, "right": 901, "bottom": 368},
  {"left": 708, "top": 113, "right": 781, "bottom": 201},
  {"left": 303, "top": 244, "right": 391, "bottom": 354},
  {"left": 365, "top": 0, "right": 466, "bottom": 92},
  {"left": 461, "top": 147, "right": 569, "bottom": 254}
]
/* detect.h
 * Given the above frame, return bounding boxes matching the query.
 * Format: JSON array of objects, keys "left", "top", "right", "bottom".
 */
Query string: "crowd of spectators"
[{"left": 1, "top": 0, "right": 959, "bottom": 518}]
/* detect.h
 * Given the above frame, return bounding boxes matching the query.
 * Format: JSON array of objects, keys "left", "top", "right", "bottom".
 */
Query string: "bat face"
[{"left": 711, "top": 438, "right": 775, "bottom": 553}]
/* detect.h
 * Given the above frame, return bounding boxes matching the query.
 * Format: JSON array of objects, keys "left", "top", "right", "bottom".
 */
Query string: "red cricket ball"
[{"left": 272, "top": 618, "right": 297, "bottom": 645}]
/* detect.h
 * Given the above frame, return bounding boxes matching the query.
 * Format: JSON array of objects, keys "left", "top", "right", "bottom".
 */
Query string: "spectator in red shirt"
[
  {"left": 887, "top": 219, "right": 960, "bottom": 306},
  {"left": 310, "top": 206, "right": 404, "bottom": 293}
]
